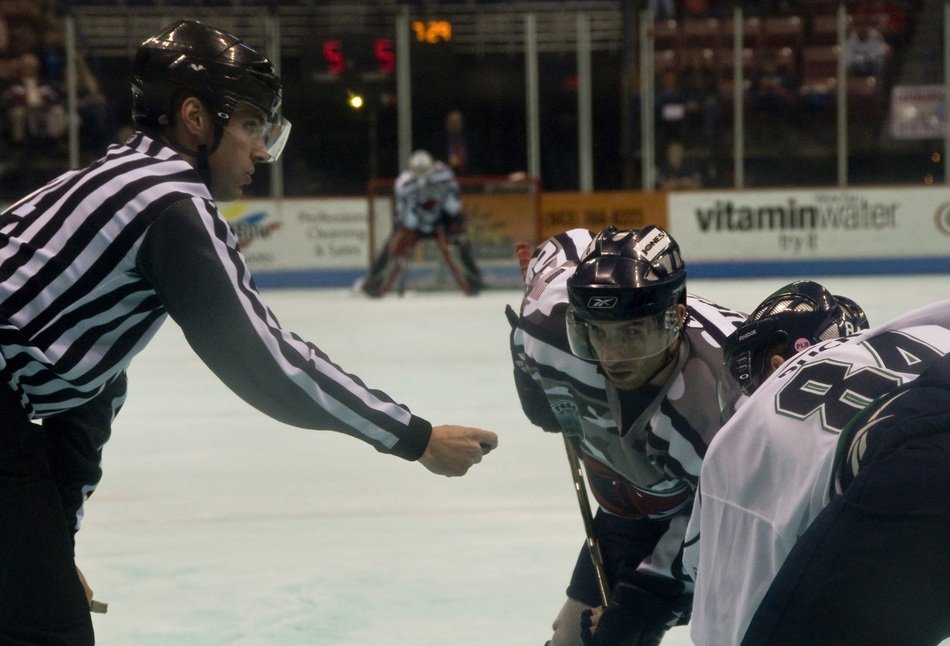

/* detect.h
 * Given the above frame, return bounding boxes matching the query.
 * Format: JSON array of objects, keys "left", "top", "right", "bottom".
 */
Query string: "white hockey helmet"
[{"left": 408, "top": 149, "right": 434, "bottom": 177}]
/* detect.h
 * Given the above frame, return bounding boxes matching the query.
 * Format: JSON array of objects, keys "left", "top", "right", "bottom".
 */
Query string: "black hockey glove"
[{"left": 580, "top": 582, "right": 687, "bottom": 646}]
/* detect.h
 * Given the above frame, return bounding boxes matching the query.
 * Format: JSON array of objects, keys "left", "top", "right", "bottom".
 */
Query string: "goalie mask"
[
  {"left": 724, "top": 280, "right": 870, "bottom": 396},
  {"left": 566, "top": 225, "right": 687, "bottom": 389},
  {"left": 408, "top": 150, "right": 434, "bottom": 177},
  {"left": 132, "top": 20, "right": 290, "bottom": 162}
]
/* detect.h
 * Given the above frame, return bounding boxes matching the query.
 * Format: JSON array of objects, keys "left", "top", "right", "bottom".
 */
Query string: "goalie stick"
[{"left": 514, "top": 241, "right": 610, "bottom": 607}]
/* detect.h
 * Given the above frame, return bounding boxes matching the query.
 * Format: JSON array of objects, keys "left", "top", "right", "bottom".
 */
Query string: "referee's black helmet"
[{"left": 131, "top": 20, "right": 282, "bottom": 131}]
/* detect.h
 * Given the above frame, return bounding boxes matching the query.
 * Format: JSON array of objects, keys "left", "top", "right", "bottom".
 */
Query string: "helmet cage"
[{"left": 724, "top": 281, "right": 869, "bottom": 396}]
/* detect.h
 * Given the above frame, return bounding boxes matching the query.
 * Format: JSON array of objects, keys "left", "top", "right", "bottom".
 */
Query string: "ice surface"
[{"left": 79, "top": 276, "right": 948, "bottom": 645}]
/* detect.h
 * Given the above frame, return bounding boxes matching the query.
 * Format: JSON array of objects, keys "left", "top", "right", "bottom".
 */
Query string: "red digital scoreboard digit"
[{"left": 321, "top": 38, "right": 395, "bottom": 76}]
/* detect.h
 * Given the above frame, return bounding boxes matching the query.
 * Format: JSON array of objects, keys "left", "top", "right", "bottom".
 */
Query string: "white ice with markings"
[{"left": 79, "top": 276, "right": 948, "bottom": 645}]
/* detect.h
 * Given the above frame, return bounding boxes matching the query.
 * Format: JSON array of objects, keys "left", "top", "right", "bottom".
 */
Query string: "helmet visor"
[
  {"left": 260, "top": 116, "right": 291, "bottom": 163},
  {"left": 566, "top": 306, "right": 680, "bottom": 362},
  {"left": 226, "top": 102, "right": 292, "bottom": 163}
]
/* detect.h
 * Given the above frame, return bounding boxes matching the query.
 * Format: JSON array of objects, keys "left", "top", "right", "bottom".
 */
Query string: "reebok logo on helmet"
[{"left": 588, "top": 296, "right": 618, "bottom": 309}]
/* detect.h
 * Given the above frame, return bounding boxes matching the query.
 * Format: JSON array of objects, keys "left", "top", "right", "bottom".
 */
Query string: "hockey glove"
[{"left": 580, "top": 582, "right": 686, "bottom": 646}]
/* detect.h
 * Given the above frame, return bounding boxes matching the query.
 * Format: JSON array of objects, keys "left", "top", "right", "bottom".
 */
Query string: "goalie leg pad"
[{"left": 362, "top": 228, "right": 418, "bottom": 297}]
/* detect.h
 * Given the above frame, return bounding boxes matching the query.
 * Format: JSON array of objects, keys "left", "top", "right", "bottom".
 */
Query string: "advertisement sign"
[
  {"left": 220, "top": 198, "right": 369, "bottom": 272},
  {"left": 463, "top": 191, "right": 539, "bottom": 258},
  {"left": 889, "top": 85, "right": 946, "bottom": 140},
  {"left": 668, "top": 187, "right": 950, "bottom": 266},
  {"left": 539, "top": 191, "right": 667, "bottom": 241}
]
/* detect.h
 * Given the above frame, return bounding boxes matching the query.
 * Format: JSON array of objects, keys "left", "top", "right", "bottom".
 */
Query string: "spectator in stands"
[
  {"left": 844, "top": 16, "right": 889, "bottom": 77},
  {"left": 648, "top": 0, "right": 677, "bottom": 20},
  {"left": 37, "top": 20, "right": 64, "bottom": 89},
  {"left": 2, "top": 51, "right": 66, "bottom": 152},
  {"left": 656, "top": 139, "right": 703, "bottom": 190},
  {"left": 655, "top": 68, "right": 688, "bottom": 149},
  {"left": 683, "top": 0, "right": 712, "bottom": 19},
  {"left": 76, "top": 55, "right": 110, "bottom": 162},
  {"left": 749, "top": 49, "right": 798, "bottom": 128},
  {"left": 680, "top": 49, "right": 720, "bottom": 146},
  {"left": 429, "top": 108, "right": 479, "bottom": 176},
  {"left": 855, "top": 0, "right": 907, "bottom": 44}
]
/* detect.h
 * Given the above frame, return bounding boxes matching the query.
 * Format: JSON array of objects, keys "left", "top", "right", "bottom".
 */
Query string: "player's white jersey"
[
  {"left": 393, "top": 161, "right": 461, "bottom": 233},
  {"left": 685, "top": 299, "right": 950, "bottom": 646},
  {"left": 512, "top": 228, "right": 745, "bottom": 581}
]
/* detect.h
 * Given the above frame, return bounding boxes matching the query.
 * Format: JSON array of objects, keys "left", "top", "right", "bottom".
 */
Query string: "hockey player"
[
  {"left": 507, "top": 226, "right": 745, "bottom": 645},
  {"left": 362, "top": 150, "right": 484, "bottom": 296},
  {"left": 0, "top": 21, "right": 496, "bottom": 644},
  {"left": 685, "top": 285, "right": 950, "bottom": 645}
]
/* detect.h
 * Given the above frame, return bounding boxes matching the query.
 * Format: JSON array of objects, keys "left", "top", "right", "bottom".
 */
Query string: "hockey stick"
[
  {"left": 513, "top": 242, "right": 610, "bottom": 606},
  {"left": 563, "top": 435, "right": 611, "bottom": 608},
  {"left": 77, "top": 567, "right": 108, "bottom": 614}
]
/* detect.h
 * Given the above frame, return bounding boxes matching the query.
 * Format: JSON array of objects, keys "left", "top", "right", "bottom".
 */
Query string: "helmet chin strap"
[
  {"left": 163, "top": 124, "right": 224, "bottom": 191},
  {"left": 195, "top": 144, "right": 212, "bottom": 189}
]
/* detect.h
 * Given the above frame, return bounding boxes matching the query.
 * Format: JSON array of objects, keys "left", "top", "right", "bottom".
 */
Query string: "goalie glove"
[{"left": 580, "top": 581, "right": 690, "bottom": 646}]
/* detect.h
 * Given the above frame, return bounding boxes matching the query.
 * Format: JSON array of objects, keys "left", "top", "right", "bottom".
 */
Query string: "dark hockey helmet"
[
  {"left": 566, "top": 225, "right": 687, "bottom": 361},
  {"left": 833, "top": 294, "right": 869, "bottom": 331},
  {"left": 131, "top": 20, "right": 288, "bottom": 158},
  {"left": 724, "top": 280, "right": 870, "bottom": 396}
]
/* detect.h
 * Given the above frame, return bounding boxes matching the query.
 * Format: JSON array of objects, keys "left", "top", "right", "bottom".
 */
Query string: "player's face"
[
  {"left": 208, "top": 104, "right": 271, "bottom": 201},
  {"left": 587, "top": 307, "right": 682, "bottom": 389}
]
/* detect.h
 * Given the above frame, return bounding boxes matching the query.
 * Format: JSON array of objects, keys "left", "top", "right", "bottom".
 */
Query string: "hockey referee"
[{"left": 0, "top": 20, "right": 496, "bottom": 644}]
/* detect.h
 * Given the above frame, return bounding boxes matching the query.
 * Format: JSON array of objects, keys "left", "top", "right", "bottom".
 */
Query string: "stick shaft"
[{"left": 563, "top": 435, "right": 610, "bottom": 607}]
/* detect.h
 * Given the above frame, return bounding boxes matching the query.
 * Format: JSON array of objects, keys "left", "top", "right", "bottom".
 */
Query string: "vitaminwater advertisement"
[{"left": 668, "top": 188, "right": 950, "bottom": 265}]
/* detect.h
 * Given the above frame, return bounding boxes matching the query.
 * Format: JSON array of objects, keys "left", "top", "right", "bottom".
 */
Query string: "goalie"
[{"left": 362, "top": 150, "right": 484, "bottom": 297}]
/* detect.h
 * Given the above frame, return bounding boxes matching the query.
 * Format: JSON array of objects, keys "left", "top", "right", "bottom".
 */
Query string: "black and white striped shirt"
[{"left": 0, "top": 132, "right": 432, "bottom": 460}]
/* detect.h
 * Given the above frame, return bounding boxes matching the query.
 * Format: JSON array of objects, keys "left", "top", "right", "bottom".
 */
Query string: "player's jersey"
[
  {"left": 511, "top": 229, "right": 745, "bottom": 580},
  {"left": 393, "top": 161, "right": 461, "bottom": 234},
  {"left": 684, "top": 299, "right": 950, "bottom": 646},
  {"left": 0, "top": 133, "right": 432, "bottom": 514}
]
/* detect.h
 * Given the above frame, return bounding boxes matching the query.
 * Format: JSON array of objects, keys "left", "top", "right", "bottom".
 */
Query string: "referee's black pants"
[{"left": 0, "top": 384, "right": 94, "bottom": 645}]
